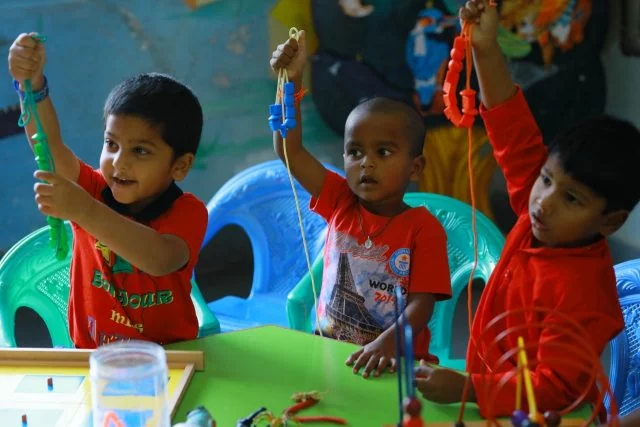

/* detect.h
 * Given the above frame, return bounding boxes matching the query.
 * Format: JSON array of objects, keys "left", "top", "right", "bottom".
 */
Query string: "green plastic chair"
[
  {"left": 0, "top": 222, "right": 220, "bottom": 348},
  {"left": 286, "top": 192, "right": 505, "bottom": 370}
]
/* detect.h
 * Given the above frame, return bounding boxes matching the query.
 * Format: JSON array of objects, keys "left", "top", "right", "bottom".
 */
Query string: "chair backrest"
[
  {"left": 607, "top": 258, "right": 640, "bottom": 416},
  {"left": 202, "top": 160, "right": 344, "bottom": 298},
  {"left": 0, "top": 222, "right": 218, "bottom": 348},
  {"left": 403, "top": 193, "right": 504, "bottom": 363}
]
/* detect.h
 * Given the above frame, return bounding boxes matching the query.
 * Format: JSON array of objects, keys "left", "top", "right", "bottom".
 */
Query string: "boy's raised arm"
[{"left": 270, "top": 31, "right": 327, "bottom": 198}]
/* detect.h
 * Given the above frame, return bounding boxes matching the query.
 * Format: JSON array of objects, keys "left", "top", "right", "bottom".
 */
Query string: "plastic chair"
[
  {"left": 0, "top": 221, "right": 220, "bottom": 348},
  {"left": 202, "top": 160, "right": 344, "bottom": 332},
  {"left": 287, "top": 192, "right": 505, "bottom": 370},
  {"left": 607, "top": 258, "right": 640, "bottom": 416}
]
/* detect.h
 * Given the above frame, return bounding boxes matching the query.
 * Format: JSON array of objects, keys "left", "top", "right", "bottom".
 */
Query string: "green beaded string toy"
[{"left": 18, "top": 33, "right": 69, "bottom": 260}]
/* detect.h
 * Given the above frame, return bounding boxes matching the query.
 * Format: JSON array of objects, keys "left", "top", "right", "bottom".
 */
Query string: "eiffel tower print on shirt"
[{"left": 326, "top": 252, "right": 383, "bottom": 344}]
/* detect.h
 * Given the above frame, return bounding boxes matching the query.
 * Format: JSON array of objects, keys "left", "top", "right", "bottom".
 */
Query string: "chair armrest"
[{"left": 287, "top": 253, "right": 324, "bottom": 332}]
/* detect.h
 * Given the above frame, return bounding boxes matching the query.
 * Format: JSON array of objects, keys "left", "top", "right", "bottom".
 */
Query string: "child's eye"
[
  {"left": 105, "top": 140, "right": 117, "bottom": 150},
  {"left": 378, "top": 148, "right": 392, "bottom": 156},
  {"left": 540, "top": 173, "right": 551, "bottom": 186},
  {"left": 565, "top": 192, "right": 580, "bottom": 204},
  {"left": 134, "top": 146, "right": 150, "bottom": 155},
  {"left": 347, "top": 149, "right": 362, "bottom": 158}
]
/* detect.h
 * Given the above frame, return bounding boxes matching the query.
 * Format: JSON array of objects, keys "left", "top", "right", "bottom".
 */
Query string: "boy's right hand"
[
  {"left": 459, "top": 0, "right": 500, "bottom": 54},
  {"left": 270, "top": 30, "right": 306, "bottom": 83},
  {"left": 8, "top": 33, "right": 46, "bottom": 90}
]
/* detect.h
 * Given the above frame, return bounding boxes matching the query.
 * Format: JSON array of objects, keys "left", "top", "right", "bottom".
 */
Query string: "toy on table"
[
  {"left": 237, "top": 407, "right": 267, "bottom": 427},
  {"left": 16, "top": 33, "right": 69, "bottom": 261},
  {"left": 173, "top": 406, "right": 216, "bottom": 427},
  {"left": 393, "top": 286, "right": 424, "bottom": 427},
  {"left": 472, "top": 306, "right": 621, "bottom": 426},
  {"left": 250, "top": 391, "right": 346, "bottom": 425}
]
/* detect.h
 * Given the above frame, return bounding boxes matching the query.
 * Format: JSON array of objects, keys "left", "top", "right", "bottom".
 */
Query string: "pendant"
[{"left": 364, "top": 237, "right": 373, "bottom": 249}]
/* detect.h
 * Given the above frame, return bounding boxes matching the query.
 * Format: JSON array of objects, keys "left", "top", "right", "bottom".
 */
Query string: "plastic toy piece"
[
  {"left": 236, "top": 407, "right": 266, "bottom": 427},
  {"left": 268, "top": 82, "right": 297, "bottom": 138},
  {"left": 17, "top": 33, "right": 69, "bottom": 261},
  {"left": 402, "top": 396, "right": 424, "bottom": 427},
  {"left": 21, "top": 414, "right": 27, "bottom": 425},
  {"left": 511, "top": 409, "right": 529, "bottom": 427},
  {"left": 47, "top": 376, "right": 53, "bottom": 390},
  {"left": 442, "top": 28, "right": 478, "bottom": 129},
  {"left": 543, "top": 411, "right": 562, "bottom": 427},
  {"left": 172, "top": 406, "right": 216, "bottom": 427}
]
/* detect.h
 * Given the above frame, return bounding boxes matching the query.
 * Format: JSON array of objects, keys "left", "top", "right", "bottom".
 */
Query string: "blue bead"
[
  {"left": 285, "top": 106, "right": 296, "bottom": 118},
  {"left": 283, "top": 118, "right": 297, "bottom": 129},
  {"left": 268, "top": 120, "right": 281, "bottom": 132},
  {"left": 279, "top": 127, "right": 288, "bottom": 138},
  {"left": 269, "top": 103, "right": 282, "bottom": 115},
  {"left": 283, "top": 82, "right": 295, "bottom": 94},
  {"left": 511, "top": 410, "right": 528, "bottom": 427}
]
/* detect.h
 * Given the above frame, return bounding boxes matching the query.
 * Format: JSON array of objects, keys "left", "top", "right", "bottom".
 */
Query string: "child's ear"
[
  {"left": 171, "top": 153, "right": 195, "bottom": 181},
  {"left": 599, "top": 209, "right": 629, "bottom": 236},
  {"left": 409, "top": 154, "right": 426, "bottom": 182}
]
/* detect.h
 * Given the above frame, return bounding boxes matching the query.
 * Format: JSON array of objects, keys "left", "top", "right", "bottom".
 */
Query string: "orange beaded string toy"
[{"left": 441, "top": 15, "right": 485, "bottom": 423}]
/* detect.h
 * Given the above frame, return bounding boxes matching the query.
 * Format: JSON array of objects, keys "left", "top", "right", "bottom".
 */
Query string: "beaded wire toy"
[{"left": 17, "top": 34, "right": 69, "bottom": 260}]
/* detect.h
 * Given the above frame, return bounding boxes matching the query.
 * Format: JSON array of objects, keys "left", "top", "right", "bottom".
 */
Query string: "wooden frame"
[{"left": 0, "top": 347, "right": 204, "bottom": 419}]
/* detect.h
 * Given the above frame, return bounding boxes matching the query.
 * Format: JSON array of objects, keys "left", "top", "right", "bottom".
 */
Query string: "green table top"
[{"left": 166, "top": 325, "right": 592, "bottom": 426}]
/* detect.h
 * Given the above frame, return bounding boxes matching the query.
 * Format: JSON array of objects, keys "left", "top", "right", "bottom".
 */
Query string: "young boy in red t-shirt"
[
  {"left": 8, "top": 33, "right": 207, "bottom": 348},
  {"left": 270, "top": 33, "right": 452, "bottom": 379},
  {"left": 415, "top": 0, "right": 640, "bottom": 417}
]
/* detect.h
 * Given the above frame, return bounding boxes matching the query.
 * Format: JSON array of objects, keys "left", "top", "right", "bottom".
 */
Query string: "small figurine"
[
  {"left": 172, "top": 406, "right": 215, "bottom": 427},
  {"left": 237, "top": 407, "right": 267, "bottom": 427}
]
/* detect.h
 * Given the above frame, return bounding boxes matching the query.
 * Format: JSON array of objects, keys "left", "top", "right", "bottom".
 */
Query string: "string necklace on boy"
[{"left": 357, "top": 208, "right": 395, "bottom": 249}]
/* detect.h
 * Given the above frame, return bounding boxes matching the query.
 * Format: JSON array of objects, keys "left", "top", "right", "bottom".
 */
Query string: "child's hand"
[
  {"left": 414, "top": 361, "right": 473, "bottom": 404},
  {"left": 34, "top": 171, "right": 94, "bottom": 223},
  {"left": 346, "top": 334, "right": 397, "bottom": 379},
  {"left": 269, "top": 30, "right": 307, "bottom": 83},
  {"left": 8, "top": 33, "right": 46, "bottom": 89},
  {"left": 459, "top": 0, "right": 500, "bottom": 54}
]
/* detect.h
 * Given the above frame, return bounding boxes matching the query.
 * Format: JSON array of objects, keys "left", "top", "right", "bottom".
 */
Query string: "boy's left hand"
[
  {"left": 34, "top": 170, "right": 94, "bottom": 223},
  {"left": 415, "top": 362, "right": 472, "bottom": 404},
  {"left": 346, "top": 334, "right": 397, "bottom": 378}
]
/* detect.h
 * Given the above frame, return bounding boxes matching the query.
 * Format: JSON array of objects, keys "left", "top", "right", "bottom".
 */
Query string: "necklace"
[{"left": 357, "top": 208, "right": 395, "bottom": 249}]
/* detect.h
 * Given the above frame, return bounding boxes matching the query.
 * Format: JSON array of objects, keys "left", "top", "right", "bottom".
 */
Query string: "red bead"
[
  {"left": 458, "top": 113, "right": 476, "bottom": 128},
  {"left": 403, "top": 417, "right": 424, "bottom": 427},
  {"left": 443, "top": 92, "right": 456, "bottom": 108},
  {"left": 403, "top": 396, "right": 422, "bottom": 416},
  {"left": 443, "top": 74, "right": 459, "bottom": 94},
  {"left": 448, "top": 59, "right": 463, "bottom": 74},
  {"left": 444, "top": 106, "right": 462, "bottom": 124},
  {"left": 452, "top": 37, "right": 466, "bottom": 58}
]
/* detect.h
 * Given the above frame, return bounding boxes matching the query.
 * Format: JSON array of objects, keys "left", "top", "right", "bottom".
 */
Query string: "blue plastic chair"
[
  {"left": 202, "top": 160, "right": 344, "bottom": 332},
  {"left": 286, "top": 192, "right": 505, "bottom": 370},
  {"left": 607, "top": 258, "right": 640, "bottom": 416},
  {"left": 0, "top": 222, "right": 220, "bottom": 348}
]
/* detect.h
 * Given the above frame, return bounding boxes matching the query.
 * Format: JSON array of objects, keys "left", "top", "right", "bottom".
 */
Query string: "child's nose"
[{"left": 360, "top": 155, "right": 375, "bottom": 169}]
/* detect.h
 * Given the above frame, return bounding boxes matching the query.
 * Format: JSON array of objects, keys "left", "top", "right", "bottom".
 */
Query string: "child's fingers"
[
  {"left": 373, "top": 356, "right": 391, "bottom": 377},
  {"left": 465, "top": 0, "right": 480, "bottom": 15},
  {"left": 345, "top": 347, "right": 362, "bottom": 366},
  {"left": 361, "top": 354, "right": 380, "bottom": 378},
  {"left": 277, "top": 42, "right": 297, "bottom": 59},
  {"left": 14, "top": 33, "right": 38, "bottom": 48}
]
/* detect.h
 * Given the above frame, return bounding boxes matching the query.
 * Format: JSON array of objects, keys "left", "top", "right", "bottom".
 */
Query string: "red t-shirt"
[
  {"left": 311, "top": 171, "right": 452, "bottom": 360},
  {"left": 68, "top": 161, "right": 208, "bottom": 348},
  {"left": 467, "top": 89, "right": 624, "bottom": 417}
]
